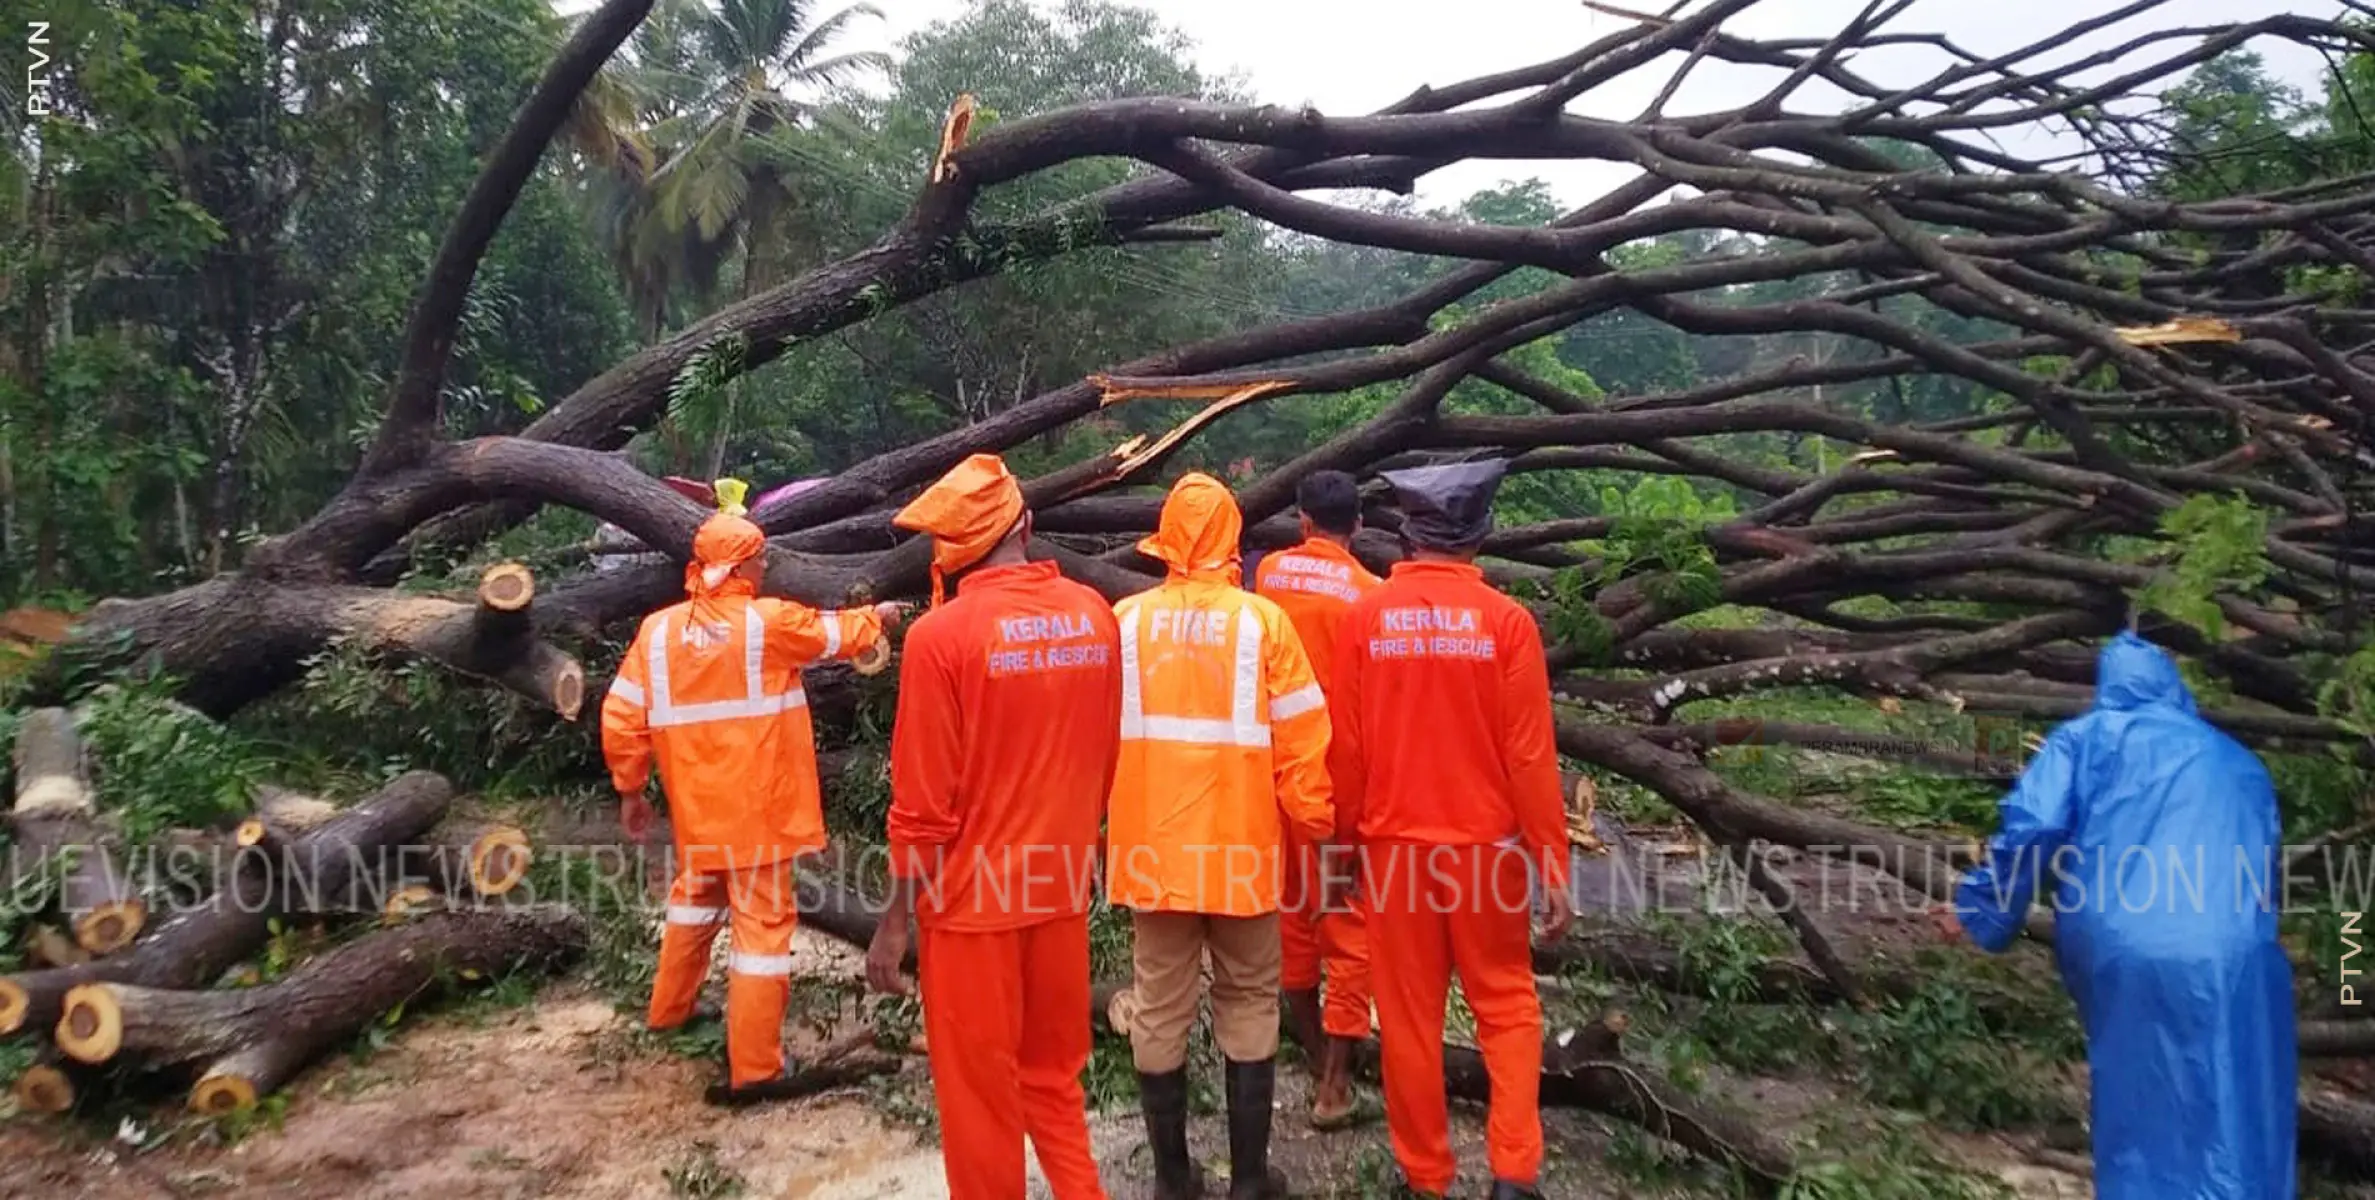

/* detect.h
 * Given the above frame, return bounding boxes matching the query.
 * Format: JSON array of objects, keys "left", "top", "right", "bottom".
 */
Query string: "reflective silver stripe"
[
  {"left": 1116, "top": 601, "right": 1273, "bottom": 748},
  {"left": 608, "top": 677, "right": 646, "bottom": 708},
  {"left": 1230, "top": 605, "right": 1263, "bottom": 744},
  {"left": 742, "top": 603, "right": 765, "bottom": 703},
  {"left": 1271, "top": 681, "right": 1324, "bottom": 721},
  {"left": 1139, "top": 715, "right": 1268, "bottom": 745},
  {"left": 648, "top": 614, "right": 673, "bottom": 714},
  {"left": 729, "top": 951, "right": 794, "bottom": 977},
  {"left": 1117, "top": 605, "right": 1146, "bottom": 740},
  {"left": 819, "top": 610, "right": 842, "bottom": 658},
  {"left": 647, "top": 689, "right": 808, "bottom": 729},
  {"left": 644, "top": 607, "right": 808, "bottom": 730},
  {"left": 666, "top": 905, "right": 726, "bottom": 926}
]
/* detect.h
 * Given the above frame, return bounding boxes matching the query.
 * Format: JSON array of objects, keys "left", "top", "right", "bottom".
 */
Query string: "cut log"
[
  {"left": 9, "top": 709, "right": 144, "bottom": 955},
  {"left": 233, "top": 786, "right": 341, "bottom": 852},
  {"left": 24, "top": 924, "right": 91, "bottom": 968},
  {"left": 182, "top": 906, "right": 586, "bottom": 1113},
  {"left": 0, "top": 770, "right": 452, "bottom": 1038},
  {"left": 402, "top": 818, "right": 533, "bottom": 899},
  {"left": 381, "top": 882, "right": 446, "bottom": 923},
  {"left": 9, "top": 1042, "right": 104, "bottom": 1116},
  {"left": 356, "top": 572, "right": 587, "bottom": 719}
]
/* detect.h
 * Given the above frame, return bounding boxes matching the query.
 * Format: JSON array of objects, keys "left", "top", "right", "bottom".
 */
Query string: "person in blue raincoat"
[{"left": 1945, "top": 630, "right": 2297, "bottom": 1200}]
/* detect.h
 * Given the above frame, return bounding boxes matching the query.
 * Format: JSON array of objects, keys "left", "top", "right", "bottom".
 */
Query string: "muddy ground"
[
  {"left": 0, "top": 946, "right": 2094, "bottom": 1200},
  {"left": 0, "top": 808, "right": 2116, "bottom": 1200}
]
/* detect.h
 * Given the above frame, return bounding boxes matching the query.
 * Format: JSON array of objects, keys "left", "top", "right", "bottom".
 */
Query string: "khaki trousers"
[{"left": 1125, "top": 910, "right": 1282, "bottom": 1073}]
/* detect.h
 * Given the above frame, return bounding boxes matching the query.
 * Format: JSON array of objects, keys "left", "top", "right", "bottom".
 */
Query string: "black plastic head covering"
[{"left": 1381, "top": 458, "right": 1510, "bottom": 549}]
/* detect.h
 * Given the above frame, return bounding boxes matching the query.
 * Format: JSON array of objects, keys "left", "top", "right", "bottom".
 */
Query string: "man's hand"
[
  {"left": 1930, "top": 903, "right": 1965, "bottom": 945},
  {"left": 619, "top": 792, "right": 655, "bottom": 843},
  {"left": 1536, "top": 878, "right": 1576, "bottom": 942},
  {"left": 865, "top": 918, "right": 914, "bottom": 996},
  {"left": 873, "top": 600, "right": 914, "bottom": 630}
]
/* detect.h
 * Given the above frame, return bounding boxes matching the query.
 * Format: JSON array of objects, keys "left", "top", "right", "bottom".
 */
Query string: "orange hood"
[
  {"left": 1137, "top": 473, "right": 1243, "bottom": 584},
  {"left": 686, "top": 513, "right": 765, "bottom": 606},
  {"left": 894, "top": 453, "right": 1027, "bottom": 607}
]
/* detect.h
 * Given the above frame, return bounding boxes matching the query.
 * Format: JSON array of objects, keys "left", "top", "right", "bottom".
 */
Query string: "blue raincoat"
[{"left": 1954, "top": 631, "right": 2297, "bottom": 1200}]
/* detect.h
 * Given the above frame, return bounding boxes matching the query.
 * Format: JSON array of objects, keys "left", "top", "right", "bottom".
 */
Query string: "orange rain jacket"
[
  {"left": 1106, "top": 474, "right": 1335, "bottom": 917},
  {"left": 603, "top": 578, "right": 887, "bottom": 875},
  {"left": 888, "top": 559, "right": 1123, "bottom": 932},
  {"left": 1328, "top": 560, "right": 1570, "bottom": 890}
]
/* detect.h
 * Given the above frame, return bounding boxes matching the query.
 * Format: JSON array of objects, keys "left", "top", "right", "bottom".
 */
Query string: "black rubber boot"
[
  {"left": 1487, "top": 1180, "right": 1545, "bottom": 1200},
  {"left": 1224, "top": 1057, "right": 1288, "bottom": 1199},
  {"left": 701, "top": 1062, "right": 808, "bottom": 1108},
  {"left": 1139, "top": 1068, "right": 1203, "bottom": 1200}
]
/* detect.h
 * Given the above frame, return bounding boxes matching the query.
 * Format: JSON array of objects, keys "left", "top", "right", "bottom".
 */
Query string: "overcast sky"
[{"left": 831, "top": 0, "right": 2349, "bottom": 208}]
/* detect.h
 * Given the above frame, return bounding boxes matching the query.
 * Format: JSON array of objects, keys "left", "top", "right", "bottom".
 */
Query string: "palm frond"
[{"left": 782, "top": 2, "right": 886, "bottom": 71}]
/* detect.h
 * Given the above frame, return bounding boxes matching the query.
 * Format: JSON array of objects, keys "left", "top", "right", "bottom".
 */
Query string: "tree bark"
[{"left": 155, "top": 907, "right": 582, "bottom": 1113}]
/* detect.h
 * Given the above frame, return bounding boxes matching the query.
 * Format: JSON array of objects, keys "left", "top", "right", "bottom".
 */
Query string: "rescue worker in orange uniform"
[
  {"left": 1250, "top": 469, "right": 1380, "bottom": 1129},
  {"left": 1328, "top": 459, "right": 1574, "bottom": 1200},
  {"left": 601, "top": 503, "right": 908, "bottom": 1104},
  {"left": 864, "top": 454, "right": 1120, "bottom": 1200},
  {"left": 1108, "top": 472, "right": 1335, "bottom": 1200}
]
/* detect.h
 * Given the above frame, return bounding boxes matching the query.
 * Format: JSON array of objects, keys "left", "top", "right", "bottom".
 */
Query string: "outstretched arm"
[{"left": 1953, "top": 729, "right": 2080, "bottom": 953}]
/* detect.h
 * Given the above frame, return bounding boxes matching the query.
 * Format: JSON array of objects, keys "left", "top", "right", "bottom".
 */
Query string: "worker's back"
[
  {"left": 605, "top": 595, "right": 873, "bottom": 873},
  {"left": 1106, "top": 473, "right": 1333, "bottom": 918},
  {"left": 1330, "top": 559, "right": 1563, "bottom": 852},
  {"left": 2028, "top": 635, "right": 2283, "bottom": 961},
  {"left": 888, "top": 559, "right": 1120, "bottom": 930},
  {"left": 1255, "top": 536, "right": 1382, "bottom": 690}
]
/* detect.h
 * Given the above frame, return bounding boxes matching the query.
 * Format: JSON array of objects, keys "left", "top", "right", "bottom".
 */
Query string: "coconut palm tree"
[{"left": 575, "top": 0, "right": 888, "bottom": 471}]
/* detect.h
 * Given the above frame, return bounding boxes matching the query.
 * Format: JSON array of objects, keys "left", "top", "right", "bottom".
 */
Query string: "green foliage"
[
  {"left": 1849, "top": 775, "right": 2002, "bottom": 833},
  {"left": 1587, "top": 478, "right": 1734, "bottom": 608},
  {"left": 2130, "top": 492, "right": 2268, "bottom": 642},
  {"left": 1780, "top": 1118, "right": 2014, "bottom": 1200},
  {"left": 77, "top": 674, "right": 268, "bottom": 843},
  {"left": 267, "top": 637, "right": 597, "bottom": 793},
  {"left": 1845, "top": 977, "right": 2074, "bottom": 1131},
  {"left": 2315, "top": 641, "right": 2375, "bottom": 747}
]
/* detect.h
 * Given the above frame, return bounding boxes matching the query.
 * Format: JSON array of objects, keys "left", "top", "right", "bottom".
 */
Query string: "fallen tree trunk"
[
  {"left": 2301, "top": 1089, "right": 2375, "bottom": 1178},
  {"left": 0, "top": 770, "right": 453, "bottom": 1038},
  {"left": 9, "top": 709, "right": 144, "bottom": 955},
  {"left": 184, "top": 906, "right": 585, "bottom": 1113}
]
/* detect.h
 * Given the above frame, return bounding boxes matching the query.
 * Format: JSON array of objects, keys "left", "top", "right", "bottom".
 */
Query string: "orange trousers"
[
  {"left": 1367, "top": 842, "right": 1543, "bottom": 1193},
  {"left": 1280, "top": 835, "right": 1372, "bottom": 1039},
  {"left": 919, "top": 913, "right": 1106, "bottom": 1200},
  {"left": 648, "top": 860, "right": 798, "bottom": 1087}
]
